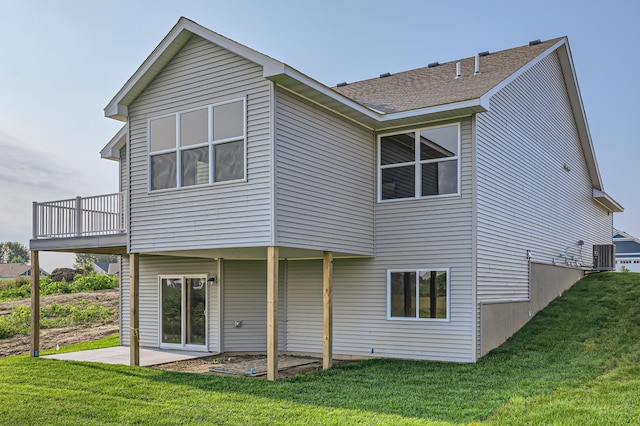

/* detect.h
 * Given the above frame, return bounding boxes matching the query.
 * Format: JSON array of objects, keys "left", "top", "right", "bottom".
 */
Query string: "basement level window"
[
  {"left": 387, "top": 269, "right": 449, "bottom": 320},
  {"left": 379, "top": 123, "right": 460, "bottom": 201},
  {"left": 148, "top": 98, "right": 246, "bottom": 191}
]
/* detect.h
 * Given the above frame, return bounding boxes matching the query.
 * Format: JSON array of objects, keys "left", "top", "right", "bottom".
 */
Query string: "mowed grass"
[{"left": 0, "top": 272, "right": 639, "bottom": 425}]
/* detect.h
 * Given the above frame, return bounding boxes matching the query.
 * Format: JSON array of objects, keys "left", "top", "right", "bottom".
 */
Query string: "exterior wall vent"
[{"left": 593, "top": 244, "right": 615, "bottom": 271}]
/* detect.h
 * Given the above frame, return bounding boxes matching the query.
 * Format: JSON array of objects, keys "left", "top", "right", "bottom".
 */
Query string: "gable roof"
[
  {"left": 332, "top": 38, "right": 563, "bottom": 114},
  {"left": 103, "top": 17, "right": 621, "bottom": 212},
  {"left": 613, "top": 229, "right": 640, "bottom": 257},
  {"left": 0, "top": 263, "right": 48, "bottom": 279}
]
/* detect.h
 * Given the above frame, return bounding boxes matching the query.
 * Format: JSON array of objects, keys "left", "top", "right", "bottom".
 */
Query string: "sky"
[{"left": 0, "top": 0, "right": 638, "bottom": 271}]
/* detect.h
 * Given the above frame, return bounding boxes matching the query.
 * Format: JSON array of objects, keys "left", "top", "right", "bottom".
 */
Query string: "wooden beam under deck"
[
  {"left": 30, "top": 251, "right": 40, "bottom": 357},
  {"left": 323, "top": 251, "right": 334, "bottom": 369},
  {"left": 129, "top": 253, "right": 140, "bottom": 366},
  {"left": 266, "top": 246, "right": 279, "bottom": 381}
]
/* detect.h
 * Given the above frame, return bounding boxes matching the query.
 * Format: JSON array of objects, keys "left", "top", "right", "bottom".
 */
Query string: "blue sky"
[{"left": 0, "top": 0, "right": 637, "bottom": 270}]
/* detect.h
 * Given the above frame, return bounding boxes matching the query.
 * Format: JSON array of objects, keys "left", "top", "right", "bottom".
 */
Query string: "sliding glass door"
[{"left": 160, "top": 276, "right": 207, "bottom": 349}]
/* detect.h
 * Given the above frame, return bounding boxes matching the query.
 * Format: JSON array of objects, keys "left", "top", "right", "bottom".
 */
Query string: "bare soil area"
[{"left": 0, "top": 289, "right": 119, "bottom": 358}]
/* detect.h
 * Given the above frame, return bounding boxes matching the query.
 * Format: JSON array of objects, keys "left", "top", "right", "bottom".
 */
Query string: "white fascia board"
[
  {"left": 593, "top": 188, "right": 624, "bottom": 212},
  {"left": 267, "top": 64, "right": 382, "bottom": 121},
  {"left": 100, "top": 125, "right": 127, "bottom": 161},
  {"left": 104, "top": 18, "right": 289, "bottom": 121},
  {"left": 380, "top": 98, "right": 486, "bottom": 122}
]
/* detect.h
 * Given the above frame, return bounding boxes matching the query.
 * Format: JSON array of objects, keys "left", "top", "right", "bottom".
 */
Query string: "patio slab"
[{"left": 42, "top": 346, "right": 208, "bottom": 366}]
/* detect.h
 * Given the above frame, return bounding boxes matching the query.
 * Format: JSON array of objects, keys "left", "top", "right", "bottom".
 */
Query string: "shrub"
[{"left": 0, "top": 272, "right": 119, "bottom": 302}]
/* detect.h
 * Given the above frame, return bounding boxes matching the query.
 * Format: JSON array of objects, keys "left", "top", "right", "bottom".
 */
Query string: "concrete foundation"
[{"left": 479, "top": 262, "right": 584, "bottom": 356}]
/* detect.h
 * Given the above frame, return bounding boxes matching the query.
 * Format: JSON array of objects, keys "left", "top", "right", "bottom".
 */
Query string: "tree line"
[{"left": 0, "top": 241, "right": 118, "bottom": 268}]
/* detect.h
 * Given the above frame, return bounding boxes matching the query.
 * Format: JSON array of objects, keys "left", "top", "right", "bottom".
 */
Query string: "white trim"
[
  {"left": 386, "top": 268, "right": 451, "bottom": 322},
  {"left": 100, "top": 125, "right": 128, "bottom": 160},
  {"left": 147, "top": 97, "right": 247, "bottom": 192},
  {"left": 269, "top": 82, "right": 277, "bottom": 245},
  {"left": 377, "top": 122, "right": 461, "bottom": 202}
]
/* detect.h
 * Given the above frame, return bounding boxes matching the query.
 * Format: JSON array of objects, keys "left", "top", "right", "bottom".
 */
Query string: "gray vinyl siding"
[
  {"left": 475, "top": 52, "right": 612, "bottom": 302},
  {"left": 119, "top": 146, "right": 127, "bottom": 193},
  {"left": 274, "top": 89, "right": 375, "bottom": 255},
  {"left": 222, "top": 260, "right": 286, "bottom": 352},
  {"left": 120, "top": 255, "right": 218, "bottom": 351},
  {"left": 369, "top": 117, "right": 475, "bottom": 362},
  {"left": 127, "top": 35, "right": 272, "bottom": 253},
  {"left": 120, "top": 256, "right": 130, "bottom": 346}
]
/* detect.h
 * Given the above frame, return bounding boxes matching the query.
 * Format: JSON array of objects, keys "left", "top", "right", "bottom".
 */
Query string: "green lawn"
[{"left": 0, "top": 272, "right": 639, "bottom": 425}]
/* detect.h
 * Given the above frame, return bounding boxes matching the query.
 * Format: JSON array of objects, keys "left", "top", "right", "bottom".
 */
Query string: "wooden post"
[
  {"left": 266, "top": 246, "right": 279, "bottom": 381},
  {"left": 323, "top": 251, "right": 333, "bottom": 369},
  {"left": 30, "top": 251, "right": 40, "bottom": 357},
  {"left": 129, "top": 253, "right": 140, "bottom": 366}
]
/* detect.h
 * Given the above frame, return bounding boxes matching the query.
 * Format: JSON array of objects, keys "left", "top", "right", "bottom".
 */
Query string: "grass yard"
[{"left": 0, "top": 272, "right": 639, "bottom": 425}]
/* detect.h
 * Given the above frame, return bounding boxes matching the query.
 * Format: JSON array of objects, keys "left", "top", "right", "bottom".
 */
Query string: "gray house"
[{"left": 30, "top": 18, "right": 622, "bottom": 378}]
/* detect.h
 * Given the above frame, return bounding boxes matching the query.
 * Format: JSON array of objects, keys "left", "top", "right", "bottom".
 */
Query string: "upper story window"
[
  {"left": 379, "top": 123, "right": 460, "bottom": 201},
  {"left": 148, "top": 98, "right": 246, "bottom": 191}
]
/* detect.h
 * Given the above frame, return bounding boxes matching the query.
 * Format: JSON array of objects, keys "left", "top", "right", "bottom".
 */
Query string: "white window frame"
[
  {"left": 158, "top": 274, "right": 209, "bottom": 351},
  {"left": 386, "top": 268, "right": 451, "bottom": 322},
  {"left": 378, "top": 122, "right": 461, "bottom": 202},
  {"left": 147, "top": 97, "right": 247, "bottom": 192}
]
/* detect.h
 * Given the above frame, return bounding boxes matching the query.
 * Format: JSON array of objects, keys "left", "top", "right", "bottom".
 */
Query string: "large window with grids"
[
  {"left": 379, "top": 123, "right": 460, "bottom": 201},
  {"left": 148, "top": 98, "right": 246, "bottom": 191},
  {"left": 387, "top": 269, "right": 449, "bottom": 320}
]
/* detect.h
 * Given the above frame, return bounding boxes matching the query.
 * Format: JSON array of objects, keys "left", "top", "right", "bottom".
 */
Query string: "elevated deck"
[{"left": 30, "top": 192, "right": 127, "bottom": 254}]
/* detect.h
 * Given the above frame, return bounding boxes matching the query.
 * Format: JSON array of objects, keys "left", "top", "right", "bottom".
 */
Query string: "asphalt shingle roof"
[{"left": 333, "top": 37, "right": 563, "bottom": 114}]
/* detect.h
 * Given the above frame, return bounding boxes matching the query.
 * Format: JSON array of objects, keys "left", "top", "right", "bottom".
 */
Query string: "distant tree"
[
  {"left": 73, "top": 253, "right": 119, "bottom": 269},
  {"left": 0, "top": 242, "right": 30, "bottom": 264}
]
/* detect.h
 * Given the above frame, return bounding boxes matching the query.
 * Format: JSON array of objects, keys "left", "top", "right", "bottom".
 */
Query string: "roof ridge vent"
[
  {"left": 529, "top": 39, "right": 541, "bottom": 46},
  {"left": 336, "top": 82, "right": 348, "bottom": 87},
  {"left": 478, "top": 51, "right": 490, "bottom": 57},
  {"left": 428, "top": 62, "right": 440, "bottom": 68},
  {"left": 379, "top": 72, "right": 392, "bottom": 78}
]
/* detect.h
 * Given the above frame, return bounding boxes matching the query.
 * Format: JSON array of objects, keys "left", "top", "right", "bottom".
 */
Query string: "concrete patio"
[{"left": 42, "top": 346, "right": 209, "bottom": 366}]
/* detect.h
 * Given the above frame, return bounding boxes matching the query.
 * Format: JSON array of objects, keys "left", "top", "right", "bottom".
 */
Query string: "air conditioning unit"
[{"left": 593, "top": 244, "right": 615, "bottom": 271}]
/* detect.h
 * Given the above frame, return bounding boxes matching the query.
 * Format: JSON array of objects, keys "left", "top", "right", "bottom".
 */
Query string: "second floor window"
[
  {"left": 148, "top": 98, "right": 246, "bottom": 191},
  {"left": 379, "top": 123, "right": 460, "bottom": 200}
]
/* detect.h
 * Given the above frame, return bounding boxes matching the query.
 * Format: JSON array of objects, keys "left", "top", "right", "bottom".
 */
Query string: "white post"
[{"left": 75, "top": 196, "right": 82, "bottom": 236}]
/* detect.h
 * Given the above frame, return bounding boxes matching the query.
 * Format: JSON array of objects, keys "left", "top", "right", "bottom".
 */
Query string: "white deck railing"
[{"left": 32, "top": 192, "right": 126, "bottom": 239}]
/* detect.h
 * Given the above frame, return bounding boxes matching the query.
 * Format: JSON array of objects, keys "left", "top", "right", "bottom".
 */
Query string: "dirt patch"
[
  {"left": 153, "top": 354, "right": 359, "bottom": 379},
  {"left": 0, "top": 289, "right": 119, "bottom": 358}
]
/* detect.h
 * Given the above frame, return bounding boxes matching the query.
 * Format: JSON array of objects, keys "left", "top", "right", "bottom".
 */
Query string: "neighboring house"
[
  {"left": 29, "top": 18, "right": 622, "bottom": 376},
  {"left": 613, "top": 229, "right": 640, "bottom": 272},
  {"left": 93, "top": 261, "right": 120, "bottom": 275},
  {"left": 0, "top": 263, "right": 48, "bottom": 279}
]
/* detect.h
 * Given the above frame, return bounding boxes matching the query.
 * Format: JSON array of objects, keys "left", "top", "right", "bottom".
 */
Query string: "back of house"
[{"left": 31, "top": 18, "right": 621, "bottom": 369}]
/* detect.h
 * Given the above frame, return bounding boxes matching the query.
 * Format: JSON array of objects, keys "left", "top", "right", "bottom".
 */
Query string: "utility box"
[{"left": 593, "top": 244, "right": 615, "bottom": 271}]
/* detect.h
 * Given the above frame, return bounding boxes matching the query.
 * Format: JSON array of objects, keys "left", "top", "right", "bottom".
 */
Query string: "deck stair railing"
[{"left": 33, "top": 192, "right": 126, "bottom": 239}]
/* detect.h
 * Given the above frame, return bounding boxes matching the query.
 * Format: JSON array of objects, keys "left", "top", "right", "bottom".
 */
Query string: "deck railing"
[{"left": 32, "top": 192, "right": 126, "bottom": 239}]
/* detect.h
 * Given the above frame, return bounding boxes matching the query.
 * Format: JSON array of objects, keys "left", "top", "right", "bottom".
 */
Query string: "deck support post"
[
  {"left": 129, "top": 253, "right": 140, "bottom": 366},
  {"left": 267, "top": 246, "right": 279, "bottom": 381},
  {"left": 30, "top": 250, "right": 40, "bottom": 357},
  {"left": 323, "top": 251, "right": 333, "bottom": 369}
]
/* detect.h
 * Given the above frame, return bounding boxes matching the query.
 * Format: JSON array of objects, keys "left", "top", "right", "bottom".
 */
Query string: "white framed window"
[
  {"left": 148, "top": 98, "right": 247, "bottom": 191},
  {"left": 379, "top": 123, "right": 460, "bottom": 201},
  {"left": 387, "top": 268, "right": 450, "bottom": 321},
  {"left": 159, "top": 275, "right": 208, "bottom": 349}
]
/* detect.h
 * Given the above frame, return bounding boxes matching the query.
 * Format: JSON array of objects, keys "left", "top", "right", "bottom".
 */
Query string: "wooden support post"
[
  {"left": 323, "top": 251, "right": 333, "bottom": 369},
  {"left": 129, "top": 253, "right": 140, "bottom": 366},
  {"left": 266, "top": 246, "right": 279, "bottom": 381},
  {"left": 30, "top": 251, "right": 40, "bottom": 357}
]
